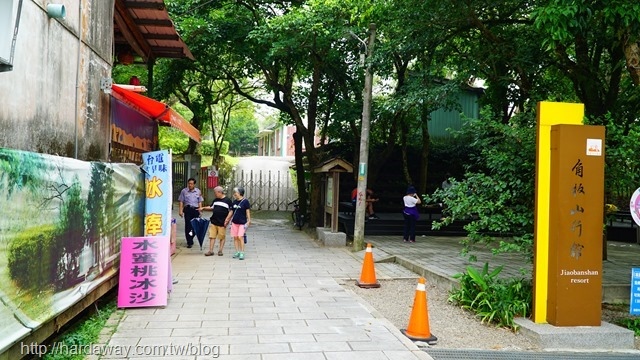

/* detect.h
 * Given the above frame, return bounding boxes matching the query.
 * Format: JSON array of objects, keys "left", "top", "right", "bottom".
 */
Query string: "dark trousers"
[
  {"left": 403, "top": 212, "right": 417, "bottom": 241},
  {"left": 183, "top": 206, "right": 200, "bottom": 246}
]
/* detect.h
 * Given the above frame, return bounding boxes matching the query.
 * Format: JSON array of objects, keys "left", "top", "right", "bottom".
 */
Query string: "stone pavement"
[
  {"left": 365, "top": 234, "right": 640, "bottom": 302},
  {"left": 99, "top": 209, "right": 430, "bottom": 359},
  {"left": 97, "top": 207, "right": 640, "bottom": 359}
]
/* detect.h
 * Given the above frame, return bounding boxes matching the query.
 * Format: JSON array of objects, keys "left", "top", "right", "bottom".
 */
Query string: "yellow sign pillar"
[{"left": 533, "top": 102, "right": 584, "bottom": 323}]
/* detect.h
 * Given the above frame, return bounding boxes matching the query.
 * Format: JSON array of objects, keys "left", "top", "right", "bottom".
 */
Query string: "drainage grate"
[{"left": 423, "top": 349, "right": 640, "bottom": 360}]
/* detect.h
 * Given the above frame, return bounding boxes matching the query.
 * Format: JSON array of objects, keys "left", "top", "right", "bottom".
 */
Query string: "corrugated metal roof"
[{"left": 114, "top": 0, "right": 194, "bottom": 62}]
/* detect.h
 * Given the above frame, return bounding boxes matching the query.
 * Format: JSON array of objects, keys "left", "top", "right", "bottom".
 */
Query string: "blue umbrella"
[{"left": 190, "top": 217, "right": 210, "bottom": 249}]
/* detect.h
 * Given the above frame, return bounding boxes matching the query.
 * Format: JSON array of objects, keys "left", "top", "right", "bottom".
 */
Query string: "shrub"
[
  {"left": 7, "top": 225, "right": 58, "bottom": 289},
  {"left": 619, "top": 317, "right": 640, "bottom": 336},
  {"left": 448, "top": 263, "right": 532, "bottom": 331}
]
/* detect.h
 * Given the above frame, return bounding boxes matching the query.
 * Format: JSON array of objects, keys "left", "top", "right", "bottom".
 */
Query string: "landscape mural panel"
[{"left": 0, "top": 148, "right": 144, "bottom": 353}]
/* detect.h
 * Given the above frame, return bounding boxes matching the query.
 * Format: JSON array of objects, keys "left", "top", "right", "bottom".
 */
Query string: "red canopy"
[{"left": 111, "top": 85, "right": 201, "bottom": 143}]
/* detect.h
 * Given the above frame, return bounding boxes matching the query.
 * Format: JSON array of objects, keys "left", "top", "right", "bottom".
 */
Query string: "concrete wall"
[{"left": 0, "top": 0, "right": 114, "bottom": 161}]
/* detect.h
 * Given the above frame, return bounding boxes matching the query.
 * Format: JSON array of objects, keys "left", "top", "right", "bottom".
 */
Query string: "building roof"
[
  {"left": 114, "top": 0, "right": 194, "bottom": 62},
  {"left": 313, "top": 158, "right": 354, "bottom": 173}
]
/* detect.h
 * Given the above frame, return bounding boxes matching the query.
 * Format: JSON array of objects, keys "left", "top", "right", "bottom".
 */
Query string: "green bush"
[
  {"left": 448, "top": 263, "right": 532, "bottom": 331},
  {"left": 618, "top": 317, "right": 640, "bottom": 336},
  {"left": 199, "top": 140, "right": 229, "bottom": 156},
  {"left": 7, "top": 225, "right": 58, "bottom": 289},
  {"left": 428, "top": 113, "right": 536, "bottom": 261}
]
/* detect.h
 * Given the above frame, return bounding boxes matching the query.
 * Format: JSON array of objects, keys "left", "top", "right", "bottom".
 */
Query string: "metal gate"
[
  {"left": 226, "top": 169, "right": 297, "bottom": 211},
  {"left": 172, "top": 161, "right": 188, "bottom": 201}
]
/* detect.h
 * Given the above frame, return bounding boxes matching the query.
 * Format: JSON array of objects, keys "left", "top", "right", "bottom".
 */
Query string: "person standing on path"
[
  {"left": 230, "top": 187, "right": 251, "bottom": 260},
  {"left": 199, "top": 186, "right": 233, "bottom": 256},
  {"left": 402, "top": 185, "right": 421, "bottom": 242},
  {"left": 178, "top": 178, "right": 203, "bottom": 248}
]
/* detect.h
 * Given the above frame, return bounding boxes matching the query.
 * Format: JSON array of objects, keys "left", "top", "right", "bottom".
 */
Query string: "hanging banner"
[
  {"left": 141, "top": 149, "right": 174, "bottom": 294},
  {"left": 142, "top": 150, "right": 172, "bottom": 236},
  {"left": 117, "top": 237, "right": 169, "bottom": 308}
]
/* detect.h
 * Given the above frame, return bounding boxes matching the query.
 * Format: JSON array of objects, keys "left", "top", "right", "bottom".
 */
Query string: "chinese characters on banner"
[
  {"left": 143, "top": 150, "right": 172, "bottom": 237},
  {"left": 117, "top": 237, "right": 169, "bottom": 307},
  {"left": 117, "top": 150, "right": 173, "bottom": 308}
]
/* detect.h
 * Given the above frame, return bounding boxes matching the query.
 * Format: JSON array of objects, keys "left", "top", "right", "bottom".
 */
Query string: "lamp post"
[{"left": 351, "top": 23, "right": 376, "bottom": 252}]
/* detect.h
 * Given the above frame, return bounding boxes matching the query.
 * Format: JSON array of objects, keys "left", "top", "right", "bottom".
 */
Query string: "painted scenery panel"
[{"left": 0, "top": 148, "right": 144, "bottom": 352}]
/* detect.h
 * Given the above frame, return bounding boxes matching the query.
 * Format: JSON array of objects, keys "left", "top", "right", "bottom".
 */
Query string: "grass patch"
[{"left": 43, "top": 296, "right": 120, "bottom": 360}]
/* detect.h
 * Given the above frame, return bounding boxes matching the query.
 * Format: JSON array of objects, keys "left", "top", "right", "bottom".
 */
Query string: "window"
[{"left": 0, "top": 0, "right": 23, "bottom": 72}]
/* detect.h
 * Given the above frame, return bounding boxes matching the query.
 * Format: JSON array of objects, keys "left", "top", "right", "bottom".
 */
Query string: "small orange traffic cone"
[
  {"left": 401, "top": 277, "right": 437, "bottom": 344},
  {"left": 356, "top": 243, "right": 380, "bottom": 288}
]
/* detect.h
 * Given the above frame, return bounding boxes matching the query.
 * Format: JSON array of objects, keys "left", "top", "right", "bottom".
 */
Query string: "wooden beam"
[
  {"left": 114, "top": 0, "right": 153, "bottom": 61},
  {"left": 114, "top": 11, "right": 146, "bottom": 60},
  {"left": 135, "top": 18, "right": 173, "bottom": 27},
  {"left": 144, "top": 33, "right": 180, "bottom": 41},
  {"left": 124, "top": 1, "right": 165, "bottom": 10},
  {"left": 151, "top": 49, "right": 188, "bottom": 58}
]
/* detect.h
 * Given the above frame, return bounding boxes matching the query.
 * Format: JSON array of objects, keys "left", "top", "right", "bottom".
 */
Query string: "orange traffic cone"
[
  {"left": 356, "top": 243, "right": 380, "bottom": 288},
  {"left": 401, "top": 277, "right": 437, "bottom": 344}
]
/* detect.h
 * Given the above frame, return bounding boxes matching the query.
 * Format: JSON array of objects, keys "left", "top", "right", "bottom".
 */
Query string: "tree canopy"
[{"left": 148, "top": 0, "right": 640, "bottom": 254}]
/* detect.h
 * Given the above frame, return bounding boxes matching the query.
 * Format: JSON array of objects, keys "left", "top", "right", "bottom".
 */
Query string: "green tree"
[
  {"left": 227, "top": 112, "right": 259, "bottom": 156},
  {"left": 204, "top": 92, "right": 255, "bottom": 163},
  {"left": 533, "top": 1, "right": 640, "bottom": 121},
  {"left": 166, "top": 0, "right": 371, "bottom": 228},
  {"left": 430, "top": 112, "right": 537, "bottom": 262},
  {"left": 391, "top": 0, "right": 640, "bottom": 263},
  {"left": 52, "top": 178, "right": 87, "bottom": 290},
  {"left": 0, "top": 149, "right": 46, "bottom": 199},
  {"left": 153, "top": 0, "right": 640, "bottom": 261},
  {"left": 86, "top": 163, "right": 107, "bottom": 267},
  {"left": 158, "top": 127, "right": 189, "bottom": 154},
  {"left": 200, "top": 140, "right": 229, "bottom": 157}
]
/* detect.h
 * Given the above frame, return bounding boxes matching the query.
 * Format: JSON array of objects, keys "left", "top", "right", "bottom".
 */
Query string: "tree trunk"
[
  {"left": 624, "top": 40, "right": 640, "bottom": 85},
  {"left": 400, "top": 122, "right": 413, "bottom": 186},
  {"left": 185, "top": 114, "right": 203, "bottom": 154},
  {"left": 292, "top": 130, "right": 307, "bottom": 214},
  {"left": 418, "top": 107, "right": 431, "bottom": 195}
]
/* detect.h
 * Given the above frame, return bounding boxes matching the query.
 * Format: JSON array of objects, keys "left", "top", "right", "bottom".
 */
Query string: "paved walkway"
[
  {"left": 98, "top": 207, "right": 640, "bottom": 358},
  {"left": 100, "top": 210, "right": 429, "bottom": 359}
]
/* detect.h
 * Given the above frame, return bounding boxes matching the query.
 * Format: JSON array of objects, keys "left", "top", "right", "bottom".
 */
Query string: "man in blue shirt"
[{"left": 178, "top": 178, "right": 203, "bottom": 248}]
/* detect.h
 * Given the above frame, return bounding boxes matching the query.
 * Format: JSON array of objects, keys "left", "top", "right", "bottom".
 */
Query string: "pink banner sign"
[{"left": 117, "top": 236, "right": 170, "bottom": 308}]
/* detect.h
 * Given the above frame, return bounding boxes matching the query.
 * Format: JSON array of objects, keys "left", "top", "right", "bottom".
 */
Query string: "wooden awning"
[{"left": 114, "top": 0, "right": 194, "bottom": 62}]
